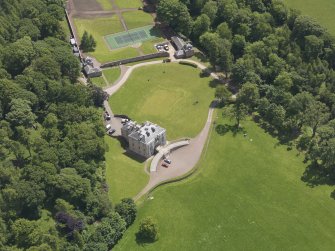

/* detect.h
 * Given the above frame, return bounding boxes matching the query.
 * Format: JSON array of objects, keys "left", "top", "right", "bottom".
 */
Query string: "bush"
[
  {"left": 115, "top": 198, "right": 137, "bottom": 227},
  {"left": 136, "top": 217, "right": 159, "bottom": 243},
  {"left": 179, "top": 61, "right": 198, "bottom": 68}
]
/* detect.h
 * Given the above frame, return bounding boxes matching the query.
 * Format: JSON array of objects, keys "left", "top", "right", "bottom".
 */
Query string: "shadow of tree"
[
  {"left": 194, "top": 51, "right": 208, "bottom": 63},
  {"left": 301, "top": 163, "right": 335, "bottom": 188},
  {"left": 208, "top": 79, "right": 220, "bottom": 88},
  {"left": 135, "top": 232, "right": 156, "bottom": 246},
  {"left": 215, "top": 124, "right": 247, "bottom": 137}
]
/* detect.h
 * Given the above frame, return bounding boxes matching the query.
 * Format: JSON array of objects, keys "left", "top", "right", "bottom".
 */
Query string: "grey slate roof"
[
  {"left": 84, "top": 65, "right": 102, "bottom": 75},
  {"left": 126, "top": 121, "right": 165, "bottom": 144},
  {"left": 171, "top": 36, "right": 185, "bottom": 50}
]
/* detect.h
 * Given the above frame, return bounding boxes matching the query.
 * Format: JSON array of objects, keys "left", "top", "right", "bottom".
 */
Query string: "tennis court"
[{"left": 104, "top": 25, "right": 160, "bottom": 49}]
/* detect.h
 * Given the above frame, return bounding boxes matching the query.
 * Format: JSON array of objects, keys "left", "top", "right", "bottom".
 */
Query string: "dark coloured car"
[{"left": 162, "top": 163, "right": 168, "bottom": 168}]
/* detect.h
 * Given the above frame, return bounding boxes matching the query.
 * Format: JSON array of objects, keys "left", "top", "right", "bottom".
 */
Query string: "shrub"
[{"left": 179, "top": 61, "right": 198, "bottom": 68}]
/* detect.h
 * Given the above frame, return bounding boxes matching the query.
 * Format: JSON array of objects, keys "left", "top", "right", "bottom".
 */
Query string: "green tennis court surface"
[{"left": 104, "top": 25, "right": 160, "bottom": 49}]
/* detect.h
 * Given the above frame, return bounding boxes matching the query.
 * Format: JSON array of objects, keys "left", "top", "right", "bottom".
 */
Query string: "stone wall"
[{"left": 100, "top": 51, "right": 169, "bottom": 68}]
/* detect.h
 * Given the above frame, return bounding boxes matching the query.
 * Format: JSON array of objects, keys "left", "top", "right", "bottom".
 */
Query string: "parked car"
[
  {"left": 121, "top": 118, "right": 129, "bottom": 124},
  {"left": 104, "top": 112, "right": 111, "bottom": 120},
  {"left": 108, "top": 129, "right": 116, "bottom": 135},
  {"left": 164, "top": 44, "right": 169, "bottom": 51},
  {"left": 164, "top": 159, "right": 171, "bottom": 164},
  {"left": 106, "top": 124, "right": 111, "bottom": 131},
  {"left": 162, "top": 163, "right": 168, "bottom": 168}
]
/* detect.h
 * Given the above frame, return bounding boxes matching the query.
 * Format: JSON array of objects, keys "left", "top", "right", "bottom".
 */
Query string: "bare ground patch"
[{"left": 73, "top": 0, "right": 103, "bottom": 12}]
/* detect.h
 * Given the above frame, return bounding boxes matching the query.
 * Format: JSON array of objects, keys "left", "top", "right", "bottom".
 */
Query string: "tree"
[
  {"left": 232, "top": 35, "right": 246, "bottom": 59},
  {"left": 6, "top": 99, "right": 36, "bottom": 128},
  {"left": 292, "top": 15, "right": 325, "bottom": 41},
  {"left": 80, "top": 31, "right": 96, "bottom": 52},
  {"left": 273, "top": 71, "right": 293, "bottom": 91},
  {"left": 223, "top": 103, "right": 248, "bottom": 127},
  {"left": 201, "top": 0, "right": 218, "bottom": 23},
  {"left": 192, "top": 14, "right": 210, "bottom": 39},
  {"left": 304, "top": 35, "right": 324, "bottom": 60},
  {"left": 303, "top": 101, "right": 330, "bottom": 137},
  {"left": 32, "top": 56, "right": 61, "bottom": 80},
  {"left": 216, "top": 22, "right": 232, "bottom": 40},
  {"left": 17, "top": 19, "right": 41, "bottom": 41},
  {"left": 137, "top": 217, "right": 159, "bottom": 242},
  {"left": 3, "top": 36, "right": 36, "bottom": 76},
  {"left": 237, "top": 82, "right": 260, "bottom": 110},
  {"left": 89, "top": 213, "right": 126, "bottom": 248},
  {"left": 39, "top": 13, "right": 61, "bottom": 38},
  {"left": 270, "top": 0, "right": 288, "bottom": 25},
  {"left": 215, "top": 85, "right": 232, "bottom": 104},
  {"left": 199, "top": 32, "right": 233, "bottom": 75},
  {"left": 115, "top": 198, "right": 137, "bottom": 227},
  {"left": 157, "top": 0, "right": 193, "bottom": 36}
]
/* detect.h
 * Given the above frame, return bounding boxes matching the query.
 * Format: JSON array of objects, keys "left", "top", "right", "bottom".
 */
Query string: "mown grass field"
[
  {"left": 91, "top": 76, "right": 106, "bottom": 87},
  {"left": 91, "top": 68, "right": 121, "bottom": 88},
  {"left": 284, "top": 0, "right": 335, "bottom": 35},
  {"left": 139, "top": 37, "right": 164, "bottom": 54},
  {"left": 74, "top": 11, "right": 164, "bottom": 62},
  {"left": 103, "top": 67, "right": 121, "bottom": 85},
  {"left": 109, "top": 63, "right": 215, "bottom": 139},
  {"left": 105, "top": 136, "right": 149, "bottom": 203},
  {"left": 74, "top": 16, "right": 126, "bottom": 63},
  {"left": 122, "top": 11, "right": 154, "bottom": 30},
  {"left": 115, "top": 0, "right": 141, "bottom": 9},
  {"left": 96, "top": 0, "right": 113, "bottom": 10},
  {"left": 115, "top": 116, "right": 335, "bottom": 250}
]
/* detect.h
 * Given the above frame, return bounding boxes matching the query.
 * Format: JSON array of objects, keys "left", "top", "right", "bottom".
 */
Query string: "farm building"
[
  {"left": 84, "top": 65, "right": 102, "bottom": 78},
  {"left": 171, "top": 36, "right": 194, "bottom": 59},
  {"left": 121, "top": 121, "right": 166, "bottom": 158}
]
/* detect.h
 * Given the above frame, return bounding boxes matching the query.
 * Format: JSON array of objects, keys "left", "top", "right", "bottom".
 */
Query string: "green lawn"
[
  {"left": 105, "top": 136, "right": 149, "bottom": 203},
  {"left": 139, "top": 38, "right": 164, "bottom": 54},
  {"left": 115, "top": 0, "right": 141, "bottom": 9},
  {"left": 74, "top": 16, "right": 130, "bottom": 63},
  {"left": 122, "top": 11, "right": 154, "bottom": 30},
  {"left": 115, "top": 116, "right": 335, "bottom": 250},
  {"left": 91, "top": 76, "right": 106, "bottom": 87},
  {"left": 284, "top": 0, "right": 335, "bottom": 35},
  {"left": 96, "top": 0, "right": 113, "bottom": 10},
  {"left": 109, "top": 63, "right": 215, "bottom": 139},
  {"left": 103, "top": 67, "right": 121, "bottom": 85}
]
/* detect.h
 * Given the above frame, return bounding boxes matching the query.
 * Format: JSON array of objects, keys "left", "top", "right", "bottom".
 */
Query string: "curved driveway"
[{"left": 104, "top": 59, "right": 219, "bottom": 201}]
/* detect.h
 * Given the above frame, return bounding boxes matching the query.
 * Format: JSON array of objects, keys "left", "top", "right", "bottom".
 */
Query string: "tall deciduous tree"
[
  {"left": 157, "top": 0, "right": 193, "bottom": 36},
  {"left": 304, "top": 101, "right": 330, "bottom": 137},
  {"left": 192, "top": 14, "right": 210, "bottom": 39},
  {"left": 137, "top": 217, "right": 159, "bottom": 242},
  {"left": 6, "top": 99, "right": 36, "bottom": 127},
  {"left": 223, "top": 103, "right": 248, "bottom": 127},
  {"left": 3, "top": 36, "right": 36, "bottom": 76},
  {"left": 215, "top": 85, "right": 232, "bottom": 104}
]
